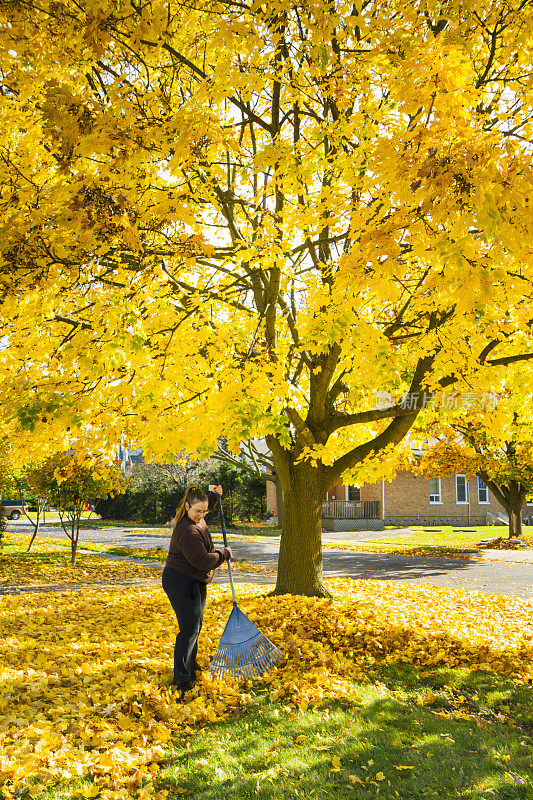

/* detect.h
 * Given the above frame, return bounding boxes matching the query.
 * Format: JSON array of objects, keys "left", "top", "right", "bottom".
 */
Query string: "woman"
[{"left": 162, "top": 485, "right": 232, "bottom": 695}]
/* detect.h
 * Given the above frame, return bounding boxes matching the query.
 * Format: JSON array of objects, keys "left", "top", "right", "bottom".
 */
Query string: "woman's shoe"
[{"left": 172, "top": 680, "right": 194, "bottom": 698}]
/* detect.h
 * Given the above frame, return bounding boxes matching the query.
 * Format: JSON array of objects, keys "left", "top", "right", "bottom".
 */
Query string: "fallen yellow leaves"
[
  {"left": 0, "top": 540, "right": 157, "bottom": 588},
  {"left": 326, "top": 542, "right": 478, "bottom": 558},
  {"left": 2, "top": 533, "right": 275, "bottom": 584},
  {"left": 330, "top": 755, "right": 342, "bottom": 772},
  {"left": 1, "top": 578, "right": 532, "bottom": 798}
]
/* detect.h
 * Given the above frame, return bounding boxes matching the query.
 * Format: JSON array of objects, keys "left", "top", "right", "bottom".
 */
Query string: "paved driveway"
[{"left": 7, "top": 521, "right": 533, "bottom": 599}]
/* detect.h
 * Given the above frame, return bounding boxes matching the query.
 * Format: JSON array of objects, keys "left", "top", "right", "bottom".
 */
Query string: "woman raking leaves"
[{"left": 162, "top": 485, "right": 232, "bottom": 696}]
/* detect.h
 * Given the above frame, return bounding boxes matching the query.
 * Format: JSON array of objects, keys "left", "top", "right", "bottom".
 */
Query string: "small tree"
[
  {"left": 31, "top": 452, "right": 126, "bottom": 564},
  {"left": 419, "top": 403, "right": 533, "bottom": 539},
  {"left": 10, "top": 462, "right": 49, "bottom": 551}
]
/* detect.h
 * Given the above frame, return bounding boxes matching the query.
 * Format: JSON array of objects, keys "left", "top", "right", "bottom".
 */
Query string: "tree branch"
[
  {"left": 309, "top": 343, "right": 342, "bottom": 431},
  {"left": 140, "top": 40, "right": 273, "bottom": 133},
  {"left": 486, "top": 352, "right": 533, "bottom": 367},
  {"left": 162, "top": 267, "right": 255, "bottom": 315},
  {"left": 327, "top": 409, "right": 420, "bottom": 487},
  {"left": 54, "top": 316, "right": 92, "bottom": 330}
]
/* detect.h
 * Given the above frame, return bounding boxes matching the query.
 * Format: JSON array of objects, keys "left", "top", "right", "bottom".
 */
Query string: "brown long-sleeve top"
[{"left": 165, "top": 491, "right": 230, "bottom": 583}]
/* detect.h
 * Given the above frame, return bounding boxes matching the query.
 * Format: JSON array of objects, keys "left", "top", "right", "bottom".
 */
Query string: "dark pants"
[{"left": 162, "top": 566, "right": 207, "bottom": 685}]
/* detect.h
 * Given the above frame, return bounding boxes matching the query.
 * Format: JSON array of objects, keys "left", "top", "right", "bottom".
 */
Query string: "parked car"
[{"left": 1, "top": 500, "right": 29, "bottom": 520}]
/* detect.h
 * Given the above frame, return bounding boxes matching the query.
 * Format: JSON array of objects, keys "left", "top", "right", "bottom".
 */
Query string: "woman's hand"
[
  {"left": 223, "top": 547, "right": 233, "bottom": 561},
  {"left": 209, "top": 484, "right": 223, "bottom": 496}
]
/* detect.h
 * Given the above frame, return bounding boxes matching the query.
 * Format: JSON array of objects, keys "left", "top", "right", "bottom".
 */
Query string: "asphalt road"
[{"left": 8, "top": 521, "right": 533, "bottom": 600}]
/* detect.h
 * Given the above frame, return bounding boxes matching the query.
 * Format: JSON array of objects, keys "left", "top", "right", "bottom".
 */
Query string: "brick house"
[
  {"left": 326, "top": 471, "right": 511, "bottom": 529},
  {"left": 266, "top": 458, "right": 532, "bottom": 530}
]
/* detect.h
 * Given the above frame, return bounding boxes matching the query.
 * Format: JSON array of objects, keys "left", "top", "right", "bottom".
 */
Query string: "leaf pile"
[{"left": 1, "top": 579, "right": 532, "bottom": 798}]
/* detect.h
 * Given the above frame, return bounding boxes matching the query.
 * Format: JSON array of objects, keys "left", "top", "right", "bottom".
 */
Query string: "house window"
[
  {"left": 456, "top": 475, "right": 468, "bottom": 504},
  {"left": 478, "top": 477, "right": 489, "bottom": 504},
  {"left": 429, "top": 478, "right": 441, "bottom": 504},
  {"left": 348, "top": 485, "right": 360, "bottom": 502}
]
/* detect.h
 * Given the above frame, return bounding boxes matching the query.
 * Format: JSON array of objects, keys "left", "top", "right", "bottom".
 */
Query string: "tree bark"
[
  {"left": 508, "top": 480, "right": 525, "bottom": 538},
  {"left": 71, "top": 519, "right": 77, "bottom": 565},
  {"left": 269, "top": 450, "right": 329, "bottom": 597},
  {"left": 27, "top": 518, "right": 39, "bottom": 552},
  {"left": 17, "top": 488, "right": 41, "bottom": 552}
]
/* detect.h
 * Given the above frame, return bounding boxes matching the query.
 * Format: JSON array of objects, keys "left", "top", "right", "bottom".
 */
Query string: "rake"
[{"left": 209, "top": 494, "right": 284, "bottom": 680}]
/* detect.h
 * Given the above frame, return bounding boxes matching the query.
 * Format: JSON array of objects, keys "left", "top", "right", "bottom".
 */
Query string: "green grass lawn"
[
  {"left": 327, "top": 526, "right": 532, "bottom": 558},
  {"left": 362, "top": 527, "right": 488, "bottom": 555},
  {"left": 404, "top": 525, "right": 504, "bottom": 543},
  {"left": 26, "top": 666, "right": 533, "bottom": 800},
  {"left": 155, "top": 667, "right": 533, "bottom": 800}
]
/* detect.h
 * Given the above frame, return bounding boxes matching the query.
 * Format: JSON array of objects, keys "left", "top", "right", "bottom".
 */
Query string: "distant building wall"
[
  {"left": 361, "top": 471, "right": 508, "bottom": 526},
  {"left": 266, "top": 479, "right": 277, "bottom": 517},
  {"left": 326, "top": 484, "right": 346, "bottom": 501},
  {"left": 264, "top": 467, "right": 533, "bottom": 527}
]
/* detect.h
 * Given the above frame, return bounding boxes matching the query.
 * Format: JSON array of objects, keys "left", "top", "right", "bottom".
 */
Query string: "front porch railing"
[{"left": 321, "top": 500, "right": 380, "bottom": 520}]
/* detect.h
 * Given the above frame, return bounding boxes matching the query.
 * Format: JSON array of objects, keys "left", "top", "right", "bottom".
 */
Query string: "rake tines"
[{"left": 209, "top": 604, "right": 284, "bottom": 680}]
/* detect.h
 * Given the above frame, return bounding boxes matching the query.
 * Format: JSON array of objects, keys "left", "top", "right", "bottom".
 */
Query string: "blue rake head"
[{"left": 209, "top": 605, "right": 284, "bottom": 680}]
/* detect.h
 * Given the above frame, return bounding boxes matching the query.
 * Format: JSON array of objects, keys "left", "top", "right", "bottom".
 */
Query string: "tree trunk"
[
  {"left": 27, "top": 517, "right": 39, "bottom": 552},
  {"left": 266, "top": 386, "right": 422, "bottom": 596},
  {"left": 508, "top": 480, "right": 524, "bottom": 538},
  {"left": 272, "top": 458, "right": 328, "bottom": 597},
  {"left": 509, "top": 508, "right": 522, "bottom": 538},
  {"left": 478, "top": 473, "right": 526, "bottom": 539},
  {"left": 71, "top": 517, "right": 79, "bottom": 565}
]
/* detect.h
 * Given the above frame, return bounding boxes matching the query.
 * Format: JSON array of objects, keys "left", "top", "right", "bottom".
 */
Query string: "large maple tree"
[{"left": 1, "top": 0, "right": 533, "bottom": 594}]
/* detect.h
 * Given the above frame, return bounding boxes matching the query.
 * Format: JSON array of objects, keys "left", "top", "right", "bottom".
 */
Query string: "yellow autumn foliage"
[
  {"left": 1, "top": 579, "right": 532, "bottom": 798},
  {"left": 2, "top": 1, "right": 533, "bottom": 596}
]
